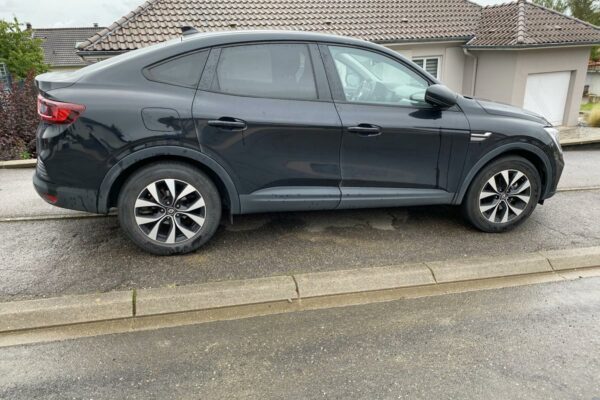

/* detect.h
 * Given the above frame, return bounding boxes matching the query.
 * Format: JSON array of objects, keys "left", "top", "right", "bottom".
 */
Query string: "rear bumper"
[{"left": 33, "top": 172, "right": 99, "bottom": 213}]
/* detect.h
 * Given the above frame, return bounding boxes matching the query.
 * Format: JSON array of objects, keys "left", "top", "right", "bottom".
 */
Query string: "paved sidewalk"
[
  {"left": 0, "top": 169, "right": 90, "bottom": 220},
  {"left": 560, "top": 126, "right": 600, "bottom": 146}
]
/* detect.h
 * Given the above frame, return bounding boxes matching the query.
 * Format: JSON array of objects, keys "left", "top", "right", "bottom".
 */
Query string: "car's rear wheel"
[
  {"left": 118, "top": 162, "right": 221, "bottom": 255},
  {"left": 462, "top": 156, "right": 541, "bottom": 233}
]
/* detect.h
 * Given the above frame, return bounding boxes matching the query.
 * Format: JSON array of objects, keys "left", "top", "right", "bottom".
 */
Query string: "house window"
[{"left": 413, "top": 57, "right": 441, "bottom": 79}]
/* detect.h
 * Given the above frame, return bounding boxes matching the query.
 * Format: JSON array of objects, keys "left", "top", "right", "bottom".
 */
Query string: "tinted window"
[
  {"left": 212, "top": 44, "right": 317, "bottom": 100},
  {"left": 329, "top": 46, "right": 430, "bottom": 107},
  {"left": 145, "top": 50, "right": 209, "bottom": 87}
]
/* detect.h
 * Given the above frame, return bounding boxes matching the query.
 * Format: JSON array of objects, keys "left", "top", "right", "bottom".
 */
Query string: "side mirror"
[{"left": 425, "top": 84, "right": 457, "bottom": 108}]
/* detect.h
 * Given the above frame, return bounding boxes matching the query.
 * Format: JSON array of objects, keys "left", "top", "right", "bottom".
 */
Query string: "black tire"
[
  {"left": 117, "top": 162, "right": 221, "bottom": 255},
  {"left": 462, "top": 156, "right": 541, "bottom": 233}
]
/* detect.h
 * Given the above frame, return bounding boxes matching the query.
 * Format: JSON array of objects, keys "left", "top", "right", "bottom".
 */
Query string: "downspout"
[{"left": 463, "top": 48, "right": 478, "bottom": 97}]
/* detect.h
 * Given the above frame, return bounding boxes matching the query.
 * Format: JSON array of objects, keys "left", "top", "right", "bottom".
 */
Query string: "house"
[
  {"left": 32, "top": 25, "right": 104, "bottom": 71},
  {"left": 75, "top": 0, "right": 600, "bottom": 126},
  {"left": 586, "top": 60, "right": 600, "bottom": 101}
]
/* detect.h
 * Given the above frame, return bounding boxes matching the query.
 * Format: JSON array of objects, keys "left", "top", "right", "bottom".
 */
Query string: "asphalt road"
[
  {"left": 1, "top": 147, "right": 600, "bottom": 301},
  {"left": 2, "top": 277, "right": 599, "bottom": 399}
]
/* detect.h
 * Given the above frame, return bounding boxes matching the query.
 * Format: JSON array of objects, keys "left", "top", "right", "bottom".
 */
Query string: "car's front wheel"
[
  {"left": 462, "top": 156, "right": 541, "bottom": 233},
  {"left": 118, "top": 162, "right": 221, "bottom": 255}
]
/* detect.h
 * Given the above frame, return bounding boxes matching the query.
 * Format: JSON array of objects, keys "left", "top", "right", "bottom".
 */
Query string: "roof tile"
[
  {"left": 75, "top": 0, "right": 600, "bottom": 53},
  {"left": 77, "top": 0, "right": 481, "bottom": 52},
  {"left": 468, "top": 0, "right": 600, "bottom": 47},
  {"left": 33, "top": 27, "right": 105, "bottom": 66}
]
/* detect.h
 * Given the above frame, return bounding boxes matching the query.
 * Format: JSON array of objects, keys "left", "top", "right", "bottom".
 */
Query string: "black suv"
[{"left": 34, "top": 31, "right": 564, "bottom": 255}]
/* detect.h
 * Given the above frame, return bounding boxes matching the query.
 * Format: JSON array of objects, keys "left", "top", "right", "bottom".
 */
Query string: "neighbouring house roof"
[
  {"left": 76, "top": 0, "right": 600, "bottom": 54},
  {"left": 467, "top": 0, "right": 600, "bottom": 48},
  {"left": 33, "top": 27, "right": 104, "bottom": 67},
  {"left": 76, "top": 0, "right": 482, "bottom": 53}
]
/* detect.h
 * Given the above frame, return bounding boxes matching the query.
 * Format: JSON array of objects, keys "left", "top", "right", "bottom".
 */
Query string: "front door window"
[{"left": 328, "top": 46, "right": 430, "bottom": 107}]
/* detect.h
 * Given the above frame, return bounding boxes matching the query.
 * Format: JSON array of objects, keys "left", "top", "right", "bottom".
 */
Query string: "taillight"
[
  {"left": 37, "top": 94, "right": 85, "bottom": 124},
  {"left": 41, "top": 193, "right": 58, "bottom": 204}
]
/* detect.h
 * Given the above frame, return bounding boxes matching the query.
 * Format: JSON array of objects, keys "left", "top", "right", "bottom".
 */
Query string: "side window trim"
[
  {"left": 318, "top": 43, "right": 347, "bottom": 102},
  {"left": 198, "top": 47, "right": 221, "bottom": 91},
  {"left": 200, "top": 41, "right": 329, "bottom": 102},
  {"left": 142, "top": 49, "right": 209, "bottom": 89},
  {"left": 319, "top": 43, "right": 434, "bottom": 108},
  {"left": 308, "top": 43, "right": 332, "bottom": 101}
]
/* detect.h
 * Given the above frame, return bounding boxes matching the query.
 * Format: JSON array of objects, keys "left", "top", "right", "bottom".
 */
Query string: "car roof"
[
  {"left": 181, "top": 30, "right": 383, "bottom": 50},
  {"left": 72, "top": 30, "right": 439, "bottom": 86}
]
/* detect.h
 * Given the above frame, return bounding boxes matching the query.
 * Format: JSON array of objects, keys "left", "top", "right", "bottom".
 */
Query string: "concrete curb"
[
  {"left": 136, "top": 276, "right": 298, "bottom": 317},
  {"left": 0, "top": 212, "right": 116, "bottom": 223},
  {"left": 540, "top": 247, "right": 600, "bottom": 271},
  {"left": 1, "top": 246, "right": 599, "bottom": 334},
  {"left": 0, "top": 291, "right": 132, "bottom": 332},
  {"left": 561, "top": 137, "right": 600, "bottom": 147},
  {"left": 294, "top": 263, "right": 435, "bottom": 298},
  {"left": 0, "top": 159, "right": 37, "bottom": 169},
  {"left": 426, "top": 253, "right": 552, "bottom": 283}
]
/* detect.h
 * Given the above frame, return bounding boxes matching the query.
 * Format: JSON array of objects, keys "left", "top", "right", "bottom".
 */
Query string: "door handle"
[
  {"left": 347, "top": 124, "right": 382, "bottom": 136},
  {"left": 207, "top": 117, "right": 247, "bottom": 131}
]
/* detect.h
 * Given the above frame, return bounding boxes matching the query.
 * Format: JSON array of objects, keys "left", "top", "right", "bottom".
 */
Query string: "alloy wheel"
[
  {"left": 478, "top": 169, "right": 531, "bottom": 224},
  {"left": 134, "top": 179, "right": 206, "bottom": 244}
]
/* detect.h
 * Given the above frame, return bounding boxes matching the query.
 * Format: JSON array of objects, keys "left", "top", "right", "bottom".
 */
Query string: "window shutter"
[
  {"left": 412, "top": 57, "right": 439, "bottom": 79},
  {"left": 425, "top": 59, "right": 438, "bottom": 77}
]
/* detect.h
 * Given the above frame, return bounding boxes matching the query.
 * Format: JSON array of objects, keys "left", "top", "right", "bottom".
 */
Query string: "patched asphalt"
[{"left": 2, "top": 188, "right": 600, "bottom": 301}]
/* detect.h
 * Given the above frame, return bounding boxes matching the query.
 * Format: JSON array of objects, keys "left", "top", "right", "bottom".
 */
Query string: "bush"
[
  {"left": 587, "top": 105, "right": 600, "bottom": 128},
  {"left": 0, "top": 72, "right": 38, "bottom": 160},
  {"left": 0, "top": 18, "right": 48, "bottom": 80}
]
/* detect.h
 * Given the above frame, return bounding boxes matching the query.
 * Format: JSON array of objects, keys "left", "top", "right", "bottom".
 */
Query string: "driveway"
[{"left": 1, "top": 147, "right": 599, "bottom": 301}]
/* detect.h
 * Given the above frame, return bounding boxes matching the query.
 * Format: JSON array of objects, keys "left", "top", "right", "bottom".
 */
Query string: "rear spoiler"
[{"left": 35, "top": 71, "right": 79, "bottom": 93}]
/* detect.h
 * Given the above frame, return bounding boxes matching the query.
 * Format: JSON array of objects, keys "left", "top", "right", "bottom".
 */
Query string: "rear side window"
[
  {"left": 144, "top": 50, "right": 209, "bottom": 88},
  {"left": 212, "top": 44, "right": 318, "bottom": 100}
]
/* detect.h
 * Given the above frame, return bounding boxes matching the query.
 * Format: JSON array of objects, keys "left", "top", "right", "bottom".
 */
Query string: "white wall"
[
  {"left": 472, "top": 47, "right": 591, "bottom": 126},
  {"left": 585, "top": 72, "right": 600, "bottom": 96},
  {"left": 385, "top": 42, "right": 467, "bottom": 93}
]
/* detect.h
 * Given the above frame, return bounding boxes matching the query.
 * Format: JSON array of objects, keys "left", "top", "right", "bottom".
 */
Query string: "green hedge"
[{"left": 0, "top": 73, "right": 38, "bottom": 161}]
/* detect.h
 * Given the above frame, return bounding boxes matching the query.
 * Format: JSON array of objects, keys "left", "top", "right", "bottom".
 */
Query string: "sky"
[{"left": 0, "top": 0, "right": 504, "bottom": 28}]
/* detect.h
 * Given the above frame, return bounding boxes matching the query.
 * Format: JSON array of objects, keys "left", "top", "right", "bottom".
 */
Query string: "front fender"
[{"left": 453, "top": 142, "right": 552, "bottom": 205}]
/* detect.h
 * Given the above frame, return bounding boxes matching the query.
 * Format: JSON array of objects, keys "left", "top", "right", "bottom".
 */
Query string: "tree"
[
  {"left": 0, "top": 18, "right": 48, "bottom": 79},
  {"left": 568, "top": 0, "right": 600, "bottom": 60},
  {"left": 532, "top": 0, "right": 569, "bottom": 13},
  {"left": 569, "top": 0, "right": 600, "bottom": 25}
]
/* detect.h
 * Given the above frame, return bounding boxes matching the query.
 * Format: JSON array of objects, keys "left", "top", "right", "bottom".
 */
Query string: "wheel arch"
[
  {"left": 453, "top": 143, "right": 552, "bottom": 205},
  {"left": 98, "top": 147, "right": 240, "bottom": 215}
]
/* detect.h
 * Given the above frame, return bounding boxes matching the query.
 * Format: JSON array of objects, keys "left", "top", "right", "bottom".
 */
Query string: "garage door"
[{"left": 523, "top": 71, "right": 571, "bottom": 126}]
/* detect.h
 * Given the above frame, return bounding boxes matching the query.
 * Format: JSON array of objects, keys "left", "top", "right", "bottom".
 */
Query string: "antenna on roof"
[{"left": 180, "top": 25, "right": 199, "bottom": 36}]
